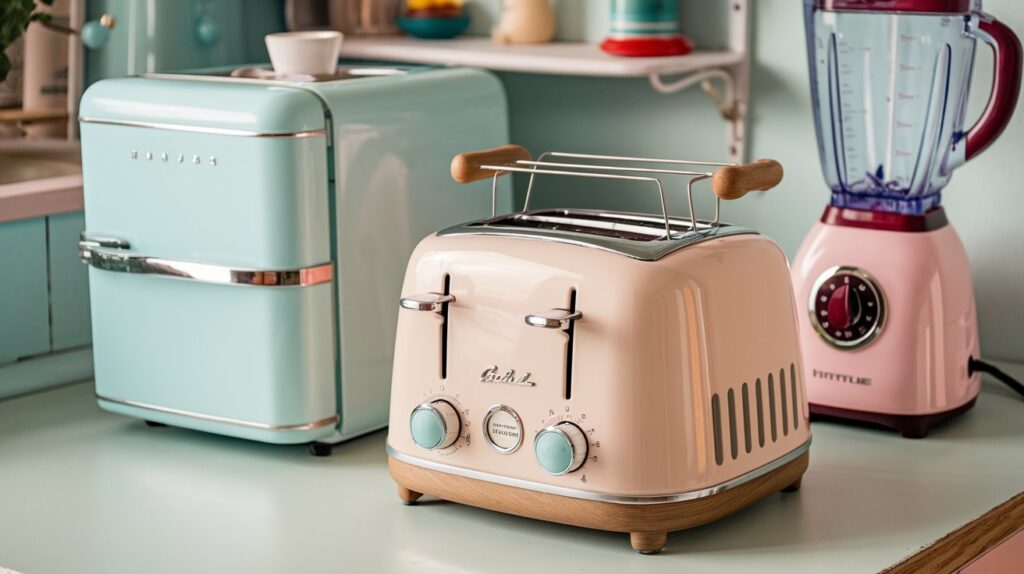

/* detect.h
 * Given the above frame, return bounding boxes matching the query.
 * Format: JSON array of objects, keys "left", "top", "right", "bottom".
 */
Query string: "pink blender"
[{"left": 793, "top": 0, "right": 1022, "bottom": 437}]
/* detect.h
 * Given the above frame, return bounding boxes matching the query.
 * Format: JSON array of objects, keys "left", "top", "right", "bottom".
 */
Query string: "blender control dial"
[{"left": 810, "top": 266, "right": 886, "bottom": 350}]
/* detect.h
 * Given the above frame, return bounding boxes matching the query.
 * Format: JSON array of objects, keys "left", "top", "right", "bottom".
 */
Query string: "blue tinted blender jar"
[{"left": 806, "top": 0, "right": 1022, "bottom": 215}]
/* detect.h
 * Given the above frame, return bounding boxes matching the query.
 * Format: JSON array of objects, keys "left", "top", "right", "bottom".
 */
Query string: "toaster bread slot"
[
  {"left": 525, "top": 289, "right": 580, "bottom": 400},
  {"left": 565, "top": 289, "right": 577, "bottom": 401},
  {"left": 441, "top": 275, "right": 451, "bottom": 380},
  {"left": 398, "top": 274, "right": 454, "bottom": 379}
]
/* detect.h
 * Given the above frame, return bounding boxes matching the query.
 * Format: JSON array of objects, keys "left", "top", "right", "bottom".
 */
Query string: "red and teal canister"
[{"left": 601, "top": 0, "right": 694, "bottom": 57}]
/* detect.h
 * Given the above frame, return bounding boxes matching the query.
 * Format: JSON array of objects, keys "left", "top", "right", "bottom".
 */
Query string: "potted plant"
[{"left": 1, "top": 0, "right": 53, "bottom": 83}]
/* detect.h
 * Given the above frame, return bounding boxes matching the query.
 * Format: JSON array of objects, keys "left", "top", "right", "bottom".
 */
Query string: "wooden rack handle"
[
  {"left": 711, "top": 159, "right": 784, "bottom": 200},
  {"left": 451, "top": 145, "right": 532, "bottom": 183}
]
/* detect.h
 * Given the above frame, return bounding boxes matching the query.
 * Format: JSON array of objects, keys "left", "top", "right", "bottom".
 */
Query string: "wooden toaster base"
[{"left": 389, "top": 452, "right": 809, "bottom": 554}]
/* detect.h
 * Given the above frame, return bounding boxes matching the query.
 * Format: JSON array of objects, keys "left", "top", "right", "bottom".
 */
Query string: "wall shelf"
[
  {"left": 339, "top": 0, "right": 750, "bottom": 162},
  {"left": 0, "top": 108, "right": 70, "bottom": 124},
  {"left": 340, "top": 36, "right": 742, "bottom": 78}
]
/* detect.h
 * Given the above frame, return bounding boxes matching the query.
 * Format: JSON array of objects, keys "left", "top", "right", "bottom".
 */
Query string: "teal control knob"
[
  {"left": 534, "top": 422, "right": 588, "bottom": 475},
  {"left": 81, "top": 14, "right": 115, "bottom": 50},
  {"left": 410, "top": 400, "right": 461, "bottom": 450}
]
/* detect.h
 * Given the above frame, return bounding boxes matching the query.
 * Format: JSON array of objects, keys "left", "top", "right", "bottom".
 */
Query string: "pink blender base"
[{"left": 792, "top": 208, "right": 981, "bottom": 438}]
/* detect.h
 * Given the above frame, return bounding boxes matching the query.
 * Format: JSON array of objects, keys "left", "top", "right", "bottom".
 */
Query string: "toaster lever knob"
[
  {"left": 400, "top": 293, "right": 455, "bottom": 313},
  {"left": 410, "top": 400, "right": 461, "bottom": 450},
  {"left": 534, "top": 423, "right": 588, "bottom": 475},
  {"left": 525, "top": 308, "right": 582, "bottom": 330}
]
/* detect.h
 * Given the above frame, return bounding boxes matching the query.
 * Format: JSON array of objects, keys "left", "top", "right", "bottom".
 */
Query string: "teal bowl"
[{"left": 397, "top": 16, "right": 471, "bottom": 40}]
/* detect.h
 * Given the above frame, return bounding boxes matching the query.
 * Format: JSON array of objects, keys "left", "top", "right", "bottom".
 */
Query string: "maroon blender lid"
[{"left": 815, "top": 0, "right": 971, "bottom": 13}]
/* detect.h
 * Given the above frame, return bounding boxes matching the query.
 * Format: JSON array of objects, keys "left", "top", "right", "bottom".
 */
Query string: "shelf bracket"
[
  {"left": 647, "top": 68, "right": 745, "bottom": 164},
  {"left": 648, "top": 68, "right": 737, "bottom": 120},
  {"left": 646, "top": 0, "right": 750, "bottom": 164}
]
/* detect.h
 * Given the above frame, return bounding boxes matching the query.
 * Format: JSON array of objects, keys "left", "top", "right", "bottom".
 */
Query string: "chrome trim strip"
[
  {"left": 97, "top": 394, "right": 340, "bottom": 432},
  {"left": 386, "top": 437, "right": 811, "bottom": 505},
  {"left": 78, "top": 116, "right": 327, "bottom": 139},
  {"left": 80, "top": 242, "right": 333, "bottom": 287}
]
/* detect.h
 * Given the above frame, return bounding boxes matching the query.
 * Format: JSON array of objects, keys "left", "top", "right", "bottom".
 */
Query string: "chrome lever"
[
  {"left": 525, "top": 308, "right": 582, "bottom": 330},
  {"left": 79, "top": 234, "right": 130, "bottom": 263},
  {"left": 400, "top": 293, "right": 455, "bottom": 313}
]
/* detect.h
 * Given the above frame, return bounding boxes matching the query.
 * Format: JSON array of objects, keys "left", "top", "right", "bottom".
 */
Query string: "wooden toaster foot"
[
  {"left": 397, "top": 486, "right": 423, "bottom": 505},
  {"left": 630, "top": 531, "right": 668, "bottom": 554},
  {"left": 390, "top": 449, "right": 809, "bottom": 553},
  {"left": 782, "top": 477, "right": 802, "bottom": 493}
]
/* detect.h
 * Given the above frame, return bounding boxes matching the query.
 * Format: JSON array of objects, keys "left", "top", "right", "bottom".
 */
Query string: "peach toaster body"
[{"left": 386, "top": 147, "right": 811, "bottom": 553}]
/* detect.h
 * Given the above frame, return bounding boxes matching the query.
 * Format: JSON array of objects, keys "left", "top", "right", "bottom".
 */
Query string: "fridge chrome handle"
[
  {"left": 399, "top": 293, "right": 455, "bottom": 313},
  {"left": 525, "top": 308, "right": 582, "bottom": 330},
  {"left": 79, "top": 235, "right": 130, "bottom": 254},
  {"left": 78, "top": 238, "right": 333, "bottom": 287}
]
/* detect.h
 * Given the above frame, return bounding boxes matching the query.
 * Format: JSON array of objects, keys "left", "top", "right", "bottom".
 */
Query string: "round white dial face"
[{"left": 483, "top": 406, "right": 523, "bottom": 453}]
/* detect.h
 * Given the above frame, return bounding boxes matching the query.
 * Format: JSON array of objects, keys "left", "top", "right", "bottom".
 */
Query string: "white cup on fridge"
[{"left": 265, "top": 31, "right": 343, "bottom": 76}]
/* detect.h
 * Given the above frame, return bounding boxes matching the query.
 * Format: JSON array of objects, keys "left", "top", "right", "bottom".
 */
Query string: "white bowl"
[{"left": 265, "top": 31, "right": 343, "bottom": 76}]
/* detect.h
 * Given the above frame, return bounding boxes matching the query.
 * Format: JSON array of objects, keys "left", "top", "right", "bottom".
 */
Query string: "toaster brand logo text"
[
  {"left": 813, "top": 369, "right": 871, "bottom": 386},
  {"left": 480, "top": 366, "right": 535, "bottom": 387}
]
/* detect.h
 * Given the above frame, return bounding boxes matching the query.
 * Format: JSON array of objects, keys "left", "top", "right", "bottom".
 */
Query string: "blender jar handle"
[{"left": 966, "top": 13, "right": 1023, "bottom": 161}]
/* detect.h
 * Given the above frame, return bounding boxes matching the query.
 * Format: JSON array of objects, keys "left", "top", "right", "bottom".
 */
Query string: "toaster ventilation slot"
[
  {"left": 711, "top": 394, "right": 724, "bottom": 466},
  {"left": 741, "top": 383, "right": 752, "bottom": 454},
  {"left": 779, "top": 368, "right": 789, "bottom": 436},
  {"left": 790, "top": 363, "right": 800, "bottom": 429},
  {"left": 727, "top": 389, "right": 739, "bottom": 460},
  {"left": 563, "top": 289, "right": 578, "bottom": 401},
  {"left": 712, "top": 363, "right": 801, "bottom": 466},
  {"left": 755, "top": 378, "right": 765, "bottom": 448},
  {"left": 441, "top": 274, "right": 451, "bottom": 380}
]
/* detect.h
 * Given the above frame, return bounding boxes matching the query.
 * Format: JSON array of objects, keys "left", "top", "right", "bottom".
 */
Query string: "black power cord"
[{"left": 969, "top": 357, "right": 1024, "bottom": 399}]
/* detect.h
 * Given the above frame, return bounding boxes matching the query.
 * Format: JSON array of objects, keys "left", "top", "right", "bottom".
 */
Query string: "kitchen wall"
[{"left": 467, "top": 0, "right": 1024, "bottom": 363}]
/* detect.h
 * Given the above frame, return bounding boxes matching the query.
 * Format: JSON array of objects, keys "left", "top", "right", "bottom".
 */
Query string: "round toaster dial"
[
  {"left": 410, "top": 400, "right": 461, "bottom": 450},
  {"left": 534, "top": 422, "right": 588, "bottom": 475},
  {"left": 810, "top": 266, "right": 886, "bottom": 350}
]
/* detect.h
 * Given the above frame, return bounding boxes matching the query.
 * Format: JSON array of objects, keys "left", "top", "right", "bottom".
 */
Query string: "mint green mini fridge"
[{"left": 78, "top": 65, "right": 511, "bottom": 454}]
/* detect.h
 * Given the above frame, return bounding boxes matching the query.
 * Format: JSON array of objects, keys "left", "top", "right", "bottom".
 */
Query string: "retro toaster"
[{"left": 386, "top": 146, "right": 811, "bottom": 553}]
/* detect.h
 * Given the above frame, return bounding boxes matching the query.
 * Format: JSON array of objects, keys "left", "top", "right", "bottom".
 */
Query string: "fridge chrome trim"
[
  {"left": 80, "top": 242, "right": 334, "bottom": 287},
  {"left": 78, "top": 116, "right": 327, "bottom": 139},
  {"left": 97, "top": 394, "right": 340, "bottom": 431},
  {"left": 385, "top": 437, "right": 811, "bottom": 505}
]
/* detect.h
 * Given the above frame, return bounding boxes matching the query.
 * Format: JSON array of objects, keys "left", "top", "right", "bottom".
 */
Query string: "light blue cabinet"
[
  {"left": 48, "top": 213, "right": 92, "bottom": 351},
  {"left": 0, "top": 213, "right": 93, "bottom": 398},
  {"left": 0, "top": 218, "right": 51, "bottom": 364}
]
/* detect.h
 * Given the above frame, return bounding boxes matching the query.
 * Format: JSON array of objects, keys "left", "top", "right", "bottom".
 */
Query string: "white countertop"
[{"left": 1, "top": 367, "right": 1022, "bottom": 573}]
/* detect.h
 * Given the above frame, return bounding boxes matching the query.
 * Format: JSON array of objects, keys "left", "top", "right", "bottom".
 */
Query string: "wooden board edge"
[
  {"left": 389, "top": 451, "right": 808, "bottom": 535},
  {"left": 881, "top": 491, "right": 1024, "bottom": 574}
]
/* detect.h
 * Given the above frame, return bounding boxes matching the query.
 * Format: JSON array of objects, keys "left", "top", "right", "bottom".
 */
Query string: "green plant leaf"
[
  {"left": 0, "top": 53, "right": 11, "bottom": 83},
  {"left": 0, "top": 0, "right": 56, "bottom": 83}
]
